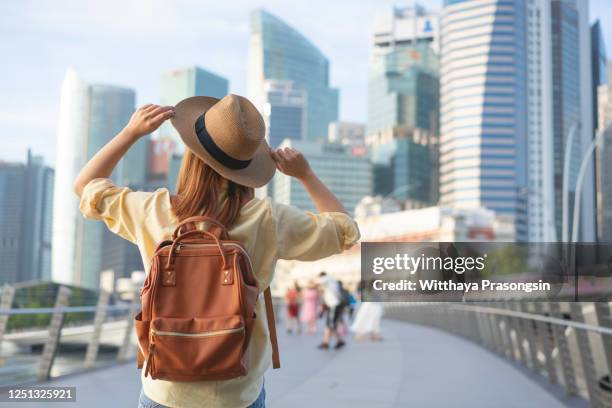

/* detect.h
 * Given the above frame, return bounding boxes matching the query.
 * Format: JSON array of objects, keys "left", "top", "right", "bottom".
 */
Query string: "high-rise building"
[
  {"left": 52, "top": 69, "right": 148, "bottom": 288},
  {"left": 248, "top": 9, "right": 339, "bottom": 142},
  {"left": 550, "top": 0, "right": 595, "bottom": 242},
  {"left": 598, "top": 64, "right": 612, "bottom": 130},
  {"left": 368, "top": 5, "right": 440, "bottom": 138},
  {"left": 0, "top": 150, "right": 54, "bottom": 284},
  {"left": 591, "top": 20, "right": 608, "bottom": 132},
  {"left": 328, "top": 122, "right": 365, "bottom": 147},
  {"left": 261, "top": 80, "right": 306, "bottom": 148},
  {"left": 273, "top": 139, "right": 371, "bottom": 215},
  {"left": 370, "top": 127, "right": 439, "bottom": 207},
  {"left": 367, "top": 4, "right": 440, "bottom": 207},
  {"left": 597, "top": 63, "right": 612, "bottom": 242},
  {"left": 440, "top": 0, "right": 595, "bottom": 242},
  {"left": 591, "top": 20, "right": 608, "bottom": 244},
  {"left": 596, "top": 127, "right": 612, "bottom": 242},
  {"left": 440, "top": 0, "right": 528, "bottom": 241},
  {"left": 371, "top": 4, "right": 440, "bottom": 51}
]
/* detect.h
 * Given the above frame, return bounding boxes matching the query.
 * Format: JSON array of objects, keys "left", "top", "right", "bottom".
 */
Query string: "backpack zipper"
[{"left": 151, "top": 325, "right": 244, "bottom": 338}]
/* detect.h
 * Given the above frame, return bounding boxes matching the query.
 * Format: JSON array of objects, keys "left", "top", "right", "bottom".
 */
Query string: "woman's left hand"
[{"left": 125, "top": 104, "right": 175, "bottom": 139}]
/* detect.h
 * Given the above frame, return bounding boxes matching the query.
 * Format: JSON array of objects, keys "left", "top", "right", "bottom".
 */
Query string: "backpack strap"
[{"left": 263, "top": 287, "right": 281, "bottom": 369}]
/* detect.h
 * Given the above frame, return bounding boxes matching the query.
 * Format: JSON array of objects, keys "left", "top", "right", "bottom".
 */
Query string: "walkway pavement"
[{"left": 24, "top": 320, "right": 585, "bottom": 407}]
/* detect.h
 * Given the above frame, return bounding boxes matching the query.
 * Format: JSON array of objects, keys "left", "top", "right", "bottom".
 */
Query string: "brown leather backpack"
[{"left": 134, "top": 215, "right": 280, "bottom": 381}]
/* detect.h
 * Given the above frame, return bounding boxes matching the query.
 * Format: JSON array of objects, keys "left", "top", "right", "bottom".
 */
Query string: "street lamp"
[
  {"left": 570, "top": 130, "right": 605, "bottom": 243},
  {"left": 562, "top": 121, "right": 580, "bottom": 242}
]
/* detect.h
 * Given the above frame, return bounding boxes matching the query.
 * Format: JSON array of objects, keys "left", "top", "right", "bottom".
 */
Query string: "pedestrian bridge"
[{"left": 20, "top": 318, "right": 588, "bottom": 408}]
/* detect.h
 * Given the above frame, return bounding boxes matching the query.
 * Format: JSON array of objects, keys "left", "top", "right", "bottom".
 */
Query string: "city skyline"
[{"left": 2, "top": 0, "right": 611, "bottom": 165}]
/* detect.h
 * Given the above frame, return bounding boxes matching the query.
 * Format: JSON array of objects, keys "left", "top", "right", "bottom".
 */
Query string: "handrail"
[
  {"left": 450, "top": 304, "right": 612, "bottom": 336},
  {"left": 384, "top": 301, "right": 612, "bottom": 404},
  {"left": 0, "top": 304, "right": 139, "bottom": 316}
]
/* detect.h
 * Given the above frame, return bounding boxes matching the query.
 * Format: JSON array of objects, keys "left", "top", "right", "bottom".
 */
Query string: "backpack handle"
[
  {"left": 165, "top": 229, "right": 228, "bottom": 271},
  {"left": 172, "top": 216, "right": 228, "bottom": 240}
]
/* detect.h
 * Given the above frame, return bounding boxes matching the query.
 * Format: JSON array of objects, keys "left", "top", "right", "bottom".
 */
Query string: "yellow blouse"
[{"left": 79, "top": 178, "right": 360, "bottom": 408}]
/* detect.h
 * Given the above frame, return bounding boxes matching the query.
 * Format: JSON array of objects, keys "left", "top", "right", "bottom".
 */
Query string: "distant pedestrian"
[
  {"left": 301, "top": 280, "right": 319, "bottom": 334},
  {"left": 317, "top": 272, "right": 346, "bottom": 350},
  {"left": 350, "top": 301, "right": 383, "bottom": 342},
  {"left": 285, "top": 282, "right": 302, "bottom": 334}
]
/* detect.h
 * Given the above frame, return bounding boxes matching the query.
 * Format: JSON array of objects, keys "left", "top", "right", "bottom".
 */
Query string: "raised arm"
[
  {"left": 73, "top": 104, "right": 174, "bottom": 197},
  {"left": 271, "top": 147, "right": 346, "bottom": 214}
]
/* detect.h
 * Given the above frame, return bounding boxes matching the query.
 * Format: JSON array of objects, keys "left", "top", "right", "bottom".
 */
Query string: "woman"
[
  {"left": 73, "top": 95, "right": 360, "bottom": 408},
  {"left": 285, "top": 281, "right": 302, "bottom": 334},
  {"left": 350, "top": 285, "right": 383, "bottom": 342},
  {"left": 300, "top": 280, "right": 319, "bottom": 334}
]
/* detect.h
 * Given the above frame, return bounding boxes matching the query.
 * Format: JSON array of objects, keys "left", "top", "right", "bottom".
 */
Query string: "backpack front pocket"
[{"left": 146, "top": 315, "right": 247, "bottom": 381}]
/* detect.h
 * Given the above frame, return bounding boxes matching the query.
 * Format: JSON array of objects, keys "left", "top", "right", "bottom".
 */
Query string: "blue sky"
[{"left": 1, "top": 0, "right": 611, "bottom": 165}]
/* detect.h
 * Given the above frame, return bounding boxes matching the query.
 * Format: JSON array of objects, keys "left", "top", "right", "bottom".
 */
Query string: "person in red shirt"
[{"left": 285, "top": 282, "right": 302, "bottom": 334}]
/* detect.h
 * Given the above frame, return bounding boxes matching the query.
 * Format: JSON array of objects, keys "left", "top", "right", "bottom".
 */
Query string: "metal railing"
[
  {"left": 0, "top": 284, "right": 285, "bottom": 386},
  {"left": 384, "top": 302, "right": 612, "bottom": 407},
  {"left": 0, "top": 285, "right": 140, "bottom": 384}
]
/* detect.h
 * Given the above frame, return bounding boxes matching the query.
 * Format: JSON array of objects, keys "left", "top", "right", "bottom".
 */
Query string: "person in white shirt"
[{"left": 317, "top": 272, "right": 346, "bottom": 349}]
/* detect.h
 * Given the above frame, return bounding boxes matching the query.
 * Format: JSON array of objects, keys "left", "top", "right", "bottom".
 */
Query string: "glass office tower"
[
  {"left": 440, "top": 0, "right": 594, "bottom": 242},
  {"left": 440, "top": 0, "right": 528, "bottom": 241},
  {"left": 248, "top": 9, "right": 339, "bottom": 142},
  {"left": 261, "top": 80, "right": 306, "bottom": 148},
  {"left": 0, "top": 151, "right": 53, "bottom": 284},
  {"left": 367, "top": 5, "right": 440, "bottom": 206}
]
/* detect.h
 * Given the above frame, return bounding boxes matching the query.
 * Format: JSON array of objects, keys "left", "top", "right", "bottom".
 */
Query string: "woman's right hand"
[
  {"left": 125, "top": 104, "right": 175, "bottom": 140},
  {"left": 271, "top": 147, "right": 313, "bottom": 180}
]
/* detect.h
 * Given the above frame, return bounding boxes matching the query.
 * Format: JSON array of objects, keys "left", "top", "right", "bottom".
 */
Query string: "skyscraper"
[
  {"left": 52, "top": 68, "right": 89, "bottom": 286},
  {"left": 592, "top": 20, "right": 608, "bottom": 132},
  {"left": 248, "top": 9, "right": 339, "bottom": 142},
  {"left": 440, "top": 0, "right": 528, "bottom": 240},
  {"left": 159, "top": 66, "right": 229, "bottom": 153},
  {"left": 597, "top": 62, "right": 612, "bottom": 242},
  {"left": 368, "top": 5, "right": 440, "bottom": 137},
  {"left": 273, "top": 139, "right": 371, "bottom": 215},
  {"left": 261, "top": 80, "right": 306, "bottom": 148},
  {"left": 52, "top": 69, "right": 147, "bottom": 288},
  {"left": 550, "top": 0, "right": 595, "bottom": 242},
  {"left": 0, "top": 150, "right": 54, "bottom": 284},
  {"left": 367, "top": 4, "right": 440, "bottom": 206},
  {"left": 439, "top": 0, "right": 595, "bottom": 242}
]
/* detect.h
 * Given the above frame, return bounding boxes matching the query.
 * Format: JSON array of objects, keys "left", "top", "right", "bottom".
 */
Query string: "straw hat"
[{"left": 171, "top": 94, "right": 276, "bottom": 187}]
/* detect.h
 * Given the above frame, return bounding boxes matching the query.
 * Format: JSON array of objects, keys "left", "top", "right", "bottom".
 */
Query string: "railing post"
[
  {"left": 594, "top": 303, "right": 612, "bottom": 377},
  {"left": 570, "top": 303, "right": 603, "bottom": 407},
  {"left": 521, "top": 302, "right": 541, "bottom": 373},
  {"left": 534, "top": 302, "right": 558, "bottom": 384},
  {"left": 594, "top": 302, "right": 612, "bottom": 407},
  {"left": 37, "top": 286, "right": 71, "bottom": 381},
  {"left": 84, "top": 290, "right": 110, "bottom": 368},
  {"left": 503, "top": 301, "right": 523, "bottom": 363},
  {"left": 117, "top": 287, "right": 140, "bottom": 361},
  {"left": 0, "top": 284, "right": 16, "bottom": 350},
  {"left": 549, "top": 302, "right": 578, "bottom": 395},
  {"left": 486, "top": 302, "right": 505, "bottom": 356}
]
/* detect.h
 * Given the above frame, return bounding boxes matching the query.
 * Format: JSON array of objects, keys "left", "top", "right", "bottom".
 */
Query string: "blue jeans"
[{"left": 138, "top": 385, "right": 266, "bottom": 408}]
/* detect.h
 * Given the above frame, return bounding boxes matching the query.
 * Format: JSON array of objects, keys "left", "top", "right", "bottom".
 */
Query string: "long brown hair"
[{"left": 173, "top": 149, "right": 252, "bottom": 228}]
